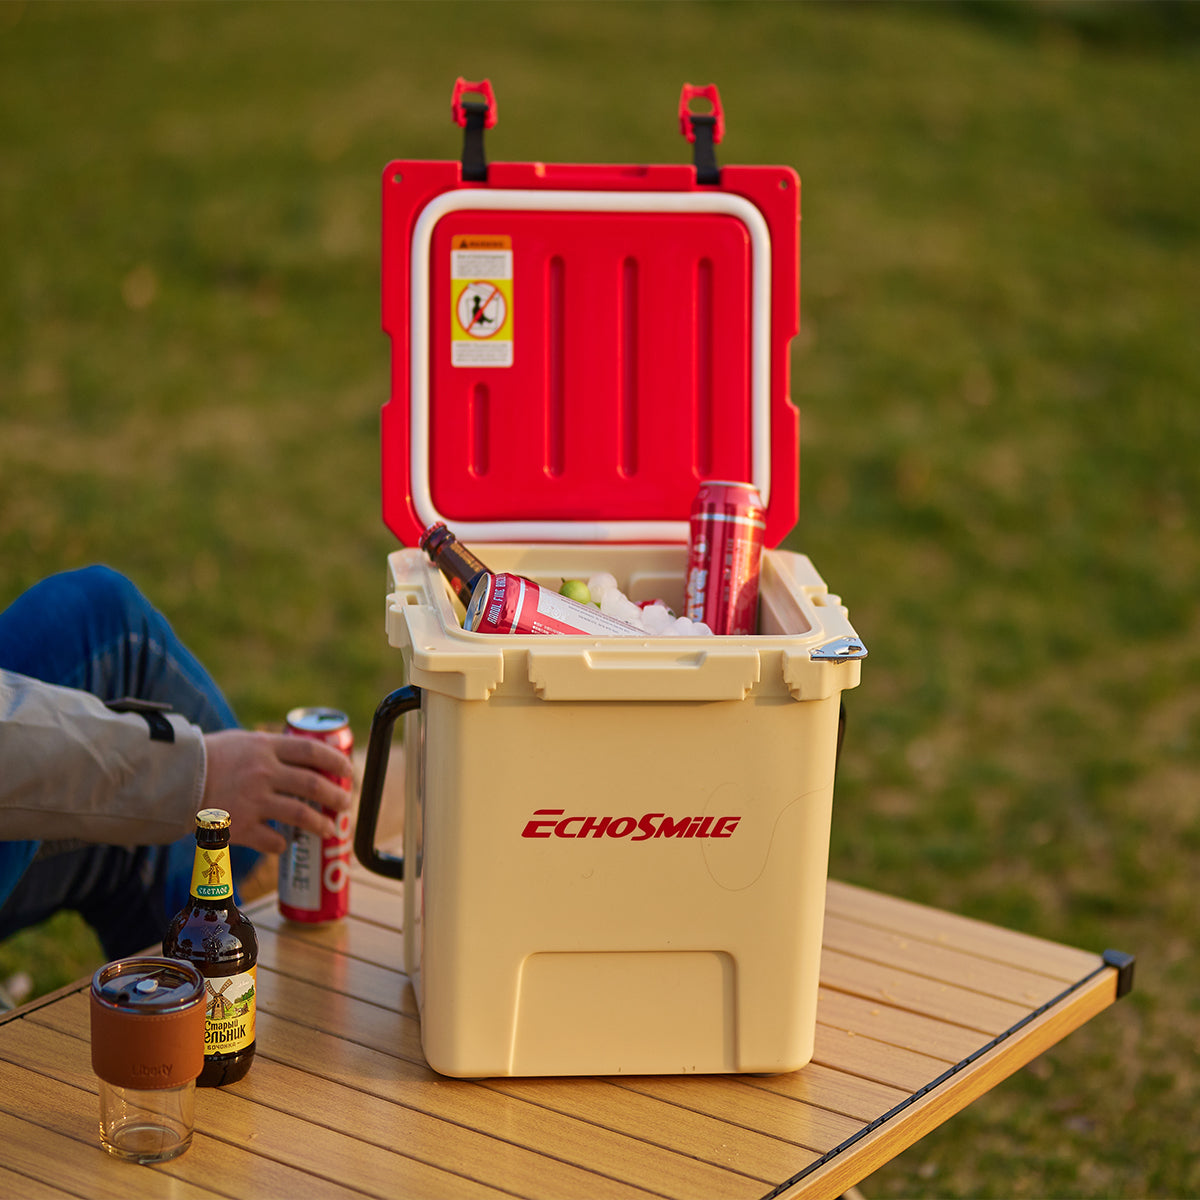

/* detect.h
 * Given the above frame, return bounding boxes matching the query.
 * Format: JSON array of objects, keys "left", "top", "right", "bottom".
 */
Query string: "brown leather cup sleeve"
[{"left": 90, "top": 993, "right": 205, "bottom": 1089}]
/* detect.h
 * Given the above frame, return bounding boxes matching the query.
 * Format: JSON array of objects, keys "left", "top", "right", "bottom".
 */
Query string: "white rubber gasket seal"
[{"left": 410, "top": 188, "right": 772, "bottom": 544}]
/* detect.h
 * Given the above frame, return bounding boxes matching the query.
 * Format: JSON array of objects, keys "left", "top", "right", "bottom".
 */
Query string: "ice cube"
[
  {"left": 587, "top": 572, "right": 619, "bottom": 602},
  {"left": 601, "top": 590, "right": 644, "bottom": 627},
  {"left": 640, "top": 604, "right": 674, "bottom": 635}
]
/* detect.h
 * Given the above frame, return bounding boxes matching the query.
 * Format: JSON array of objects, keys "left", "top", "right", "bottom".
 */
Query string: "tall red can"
[
  {"left": 683, "top": 480, "right": 767, "bottom": 635},
  {"left": 278, "top": 706, "right": 354, "bottom": 924}
]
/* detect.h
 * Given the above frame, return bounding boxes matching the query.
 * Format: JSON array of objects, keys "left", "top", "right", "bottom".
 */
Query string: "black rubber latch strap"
[
  {"left": 690, "top": 114, "right": 720, "bottom": 185},
  {"left": 461, "top": 102, "right": 489, "bottom": 182}
]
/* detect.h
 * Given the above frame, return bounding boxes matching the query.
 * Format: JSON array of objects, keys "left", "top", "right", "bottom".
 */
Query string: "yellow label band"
[{"left": 191, "top": 845, "right": 233, "bottom": 900}]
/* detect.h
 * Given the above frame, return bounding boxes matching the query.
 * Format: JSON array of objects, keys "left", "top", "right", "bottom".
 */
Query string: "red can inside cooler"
[
  {"left": 278, "top": 707, "right": 354, "bottom": 924},
  {"left": 684, "top": 481, "right": 767, "bottom": 635},
  {"left": 465, "top": 572, "right": 642, "bottom": 636}
]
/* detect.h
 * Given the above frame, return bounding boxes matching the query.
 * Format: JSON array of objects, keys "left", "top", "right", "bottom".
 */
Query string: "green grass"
[{"left": 2, "top": 2, "right": 1198, "bottom": 1195}]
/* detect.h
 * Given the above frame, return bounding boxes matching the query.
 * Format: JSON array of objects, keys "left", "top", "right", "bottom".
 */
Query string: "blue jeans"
[{"left": 0, "top": 566, "right": 257, "bottom": 957}]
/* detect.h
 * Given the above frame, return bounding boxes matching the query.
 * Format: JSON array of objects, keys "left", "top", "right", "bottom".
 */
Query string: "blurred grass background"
[{"left": 1, "top": 1, "right": 1196, "bottom": 1195}]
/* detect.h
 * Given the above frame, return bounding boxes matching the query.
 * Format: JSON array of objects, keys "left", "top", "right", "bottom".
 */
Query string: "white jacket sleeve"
[{"left": 0, "top": 668, "right": 206, "bottom": 845}]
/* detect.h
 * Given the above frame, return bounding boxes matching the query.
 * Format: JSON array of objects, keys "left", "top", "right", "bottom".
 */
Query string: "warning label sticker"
[{"left": 451, "top": 235, "right": 513, "bottom": 367}]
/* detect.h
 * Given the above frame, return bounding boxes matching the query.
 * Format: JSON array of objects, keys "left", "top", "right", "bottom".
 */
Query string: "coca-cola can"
[
  {"left": 278, "top": 706, "right": 354, "bottom": 924},
  {"left": 683, "top": 480, "right": 766, "bottom": 635},
  {"left": 465, "top": 572, "right": 642, "bottom": 636}
]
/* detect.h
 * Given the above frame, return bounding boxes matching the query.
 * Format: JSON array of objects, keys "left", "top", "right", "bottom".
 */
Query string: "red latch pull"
[
  {"left": 678, "top": 83, "right": 724, "bottom": 144},
  {"left": 451, "top": 77, "right": 498, "bottom": 129},
  {"left": 451, "top": 77, "right": 497, "bottom": 182},
  {"left": 678, "top": 83, "right": 723, "bottom": 185}
]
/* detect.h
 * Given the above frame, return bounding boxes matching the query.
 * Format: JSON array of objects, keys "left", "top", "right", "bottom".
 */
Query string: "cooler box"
[{"left": 354, "top": 81, "right": 866, "bottom": 1079}]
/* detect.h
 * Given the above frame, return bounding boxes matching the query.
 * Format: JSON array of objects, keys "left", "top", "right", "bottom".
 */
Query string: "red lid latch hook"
[
  {"left": 452, "top": 77, "right": 497, "bottom": 183},
  {"left": 678, "top": 83, "right": 724, "bottom": 185}
]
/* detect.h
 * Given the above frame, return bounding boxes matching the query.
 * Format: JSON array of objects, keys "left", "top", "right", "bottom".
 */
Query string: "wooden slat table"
[{"left": 0, "top": 867, "right": 1131, "bottom": 1200}]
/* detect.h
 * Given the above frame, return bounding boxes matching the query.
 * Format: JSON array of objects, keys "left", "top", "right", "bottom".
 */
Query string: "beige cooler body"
[{"left": 367, "top": 541, "right": 863, "bottom": 1079}]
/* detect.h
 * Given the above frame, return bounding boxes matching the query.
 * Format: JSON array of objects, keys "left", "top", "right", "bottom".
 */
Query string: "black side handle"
[{"left": 354, "top": 685, "right": 422, "bottom": 880}]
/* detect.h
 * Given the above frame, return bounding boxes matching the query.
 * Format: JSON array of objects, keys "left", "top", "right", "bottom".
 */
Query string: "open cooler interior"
[
  {"left": 387, "top": 544, "right": 851, "bottom": 638},
  {"left": 384, "top": 543, "right": 862, "bottom": 706}
]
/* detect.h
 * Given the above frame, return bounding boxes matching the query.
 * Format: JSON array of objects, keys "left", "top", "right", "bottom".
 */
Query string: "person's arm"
[
  {"left": 1, "top": 669, "right": 354, "bottom": 852},
  {"left": 1, "top": 667, "right": 203, "bottom": 844}
]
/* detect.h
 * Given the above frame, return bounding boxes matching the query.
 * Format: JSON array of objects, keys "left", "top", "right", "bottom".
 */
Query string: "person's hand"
[{"left": 200, "top": 729, "right": 354, "bottom": 854}]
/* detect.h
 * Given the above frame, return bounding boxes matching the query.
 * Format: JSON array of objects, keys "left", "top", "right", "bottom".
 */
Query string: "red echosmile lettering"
[{"left": 521, "top": 809, "right": 740, "bottom": 840}]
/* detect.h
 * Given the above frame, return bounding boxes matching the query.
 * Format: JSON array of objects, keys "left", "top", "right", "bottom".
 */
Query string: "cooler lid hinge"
[
  {"left": 451, "top": 76, "right": 497, "bottom": 183},
  {"left": 678, "top": 82, "right": 724, "bottom": 186}
]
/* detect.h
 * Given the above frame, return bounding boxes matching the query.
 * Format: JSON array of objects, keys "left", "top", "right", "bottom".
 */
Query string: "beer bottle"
[
  {"left": 419, "top": 521, "right": 493, "bottom": 603},
  {"left": 162, "top": 809, "right": 258, "bottom": 1087}
]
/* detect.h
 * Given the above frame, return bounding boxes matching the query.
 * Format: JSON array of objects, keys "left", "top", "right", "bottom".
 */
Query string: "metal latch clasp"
[{"left": 810, "top": 636, "right": 868, "bottom": 664}]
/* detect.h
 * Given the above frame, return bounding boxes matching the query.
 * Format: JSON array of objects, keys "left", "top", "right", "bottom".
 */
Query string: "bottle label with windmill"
[
  {"left": 202, "top": 968, "right": 257, "bottom": 1054},
  {"left": 190, "top": 842, "right": 233, "bottom": 900}
]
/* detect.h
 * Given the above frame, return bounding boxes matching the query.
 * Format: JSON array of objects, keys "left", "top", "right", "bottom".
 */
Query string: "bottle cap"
[
  {"left": 418, "top": 521, "right": 449, "bottom": 553},
  {"left": 196, "top": 808, "right": 231, "bottom": 830}
]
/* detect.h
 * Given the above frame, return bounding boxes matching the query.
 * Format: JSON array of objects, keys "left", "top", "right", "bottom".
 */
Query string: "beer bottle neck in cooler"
[{"left": 419, "top": 522, "right": 492, "bottom": 603}]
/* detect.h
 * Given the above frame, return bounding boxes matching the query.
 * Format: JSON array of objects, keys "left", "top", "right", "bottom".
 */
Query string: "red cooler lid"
[{"left": 381, "top": 82, "right": 800, "bottom": 549}]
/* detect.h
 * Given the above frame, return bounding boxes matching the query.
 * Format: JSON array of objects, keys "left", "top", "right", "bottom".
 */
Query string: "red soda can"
[
  {"left": 278, "top": 706, "right": 354, "bottom": 923},
  {"left": 683, "top": 480, "right": 766, "bottom": 635},
  {"left": 464, "top": 572, "right": 642, "bottom": 636}
]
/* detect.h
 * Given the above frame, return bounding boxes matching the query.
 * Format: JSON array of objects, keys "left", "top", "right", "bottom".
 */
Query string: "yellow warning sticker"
[{"left": 451, "top": 235, "right": 513, "bottom": 367}]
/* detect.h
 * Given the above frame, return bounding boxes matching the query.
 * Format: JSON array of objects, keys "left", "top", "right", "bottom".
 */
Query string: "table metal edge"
[{"left": 762, "top": 957, "right": 1128, "bottom": 1200}]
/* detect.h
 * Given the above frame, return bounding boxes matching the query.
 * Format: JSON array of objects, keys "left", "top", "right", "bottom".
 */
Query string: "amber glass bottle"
[
  {"left": 162, "top": 809, "right": 258, "bottom": 1087},
  {"left": 419, "top": 522, "right": 493, "bottom": 604}
]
